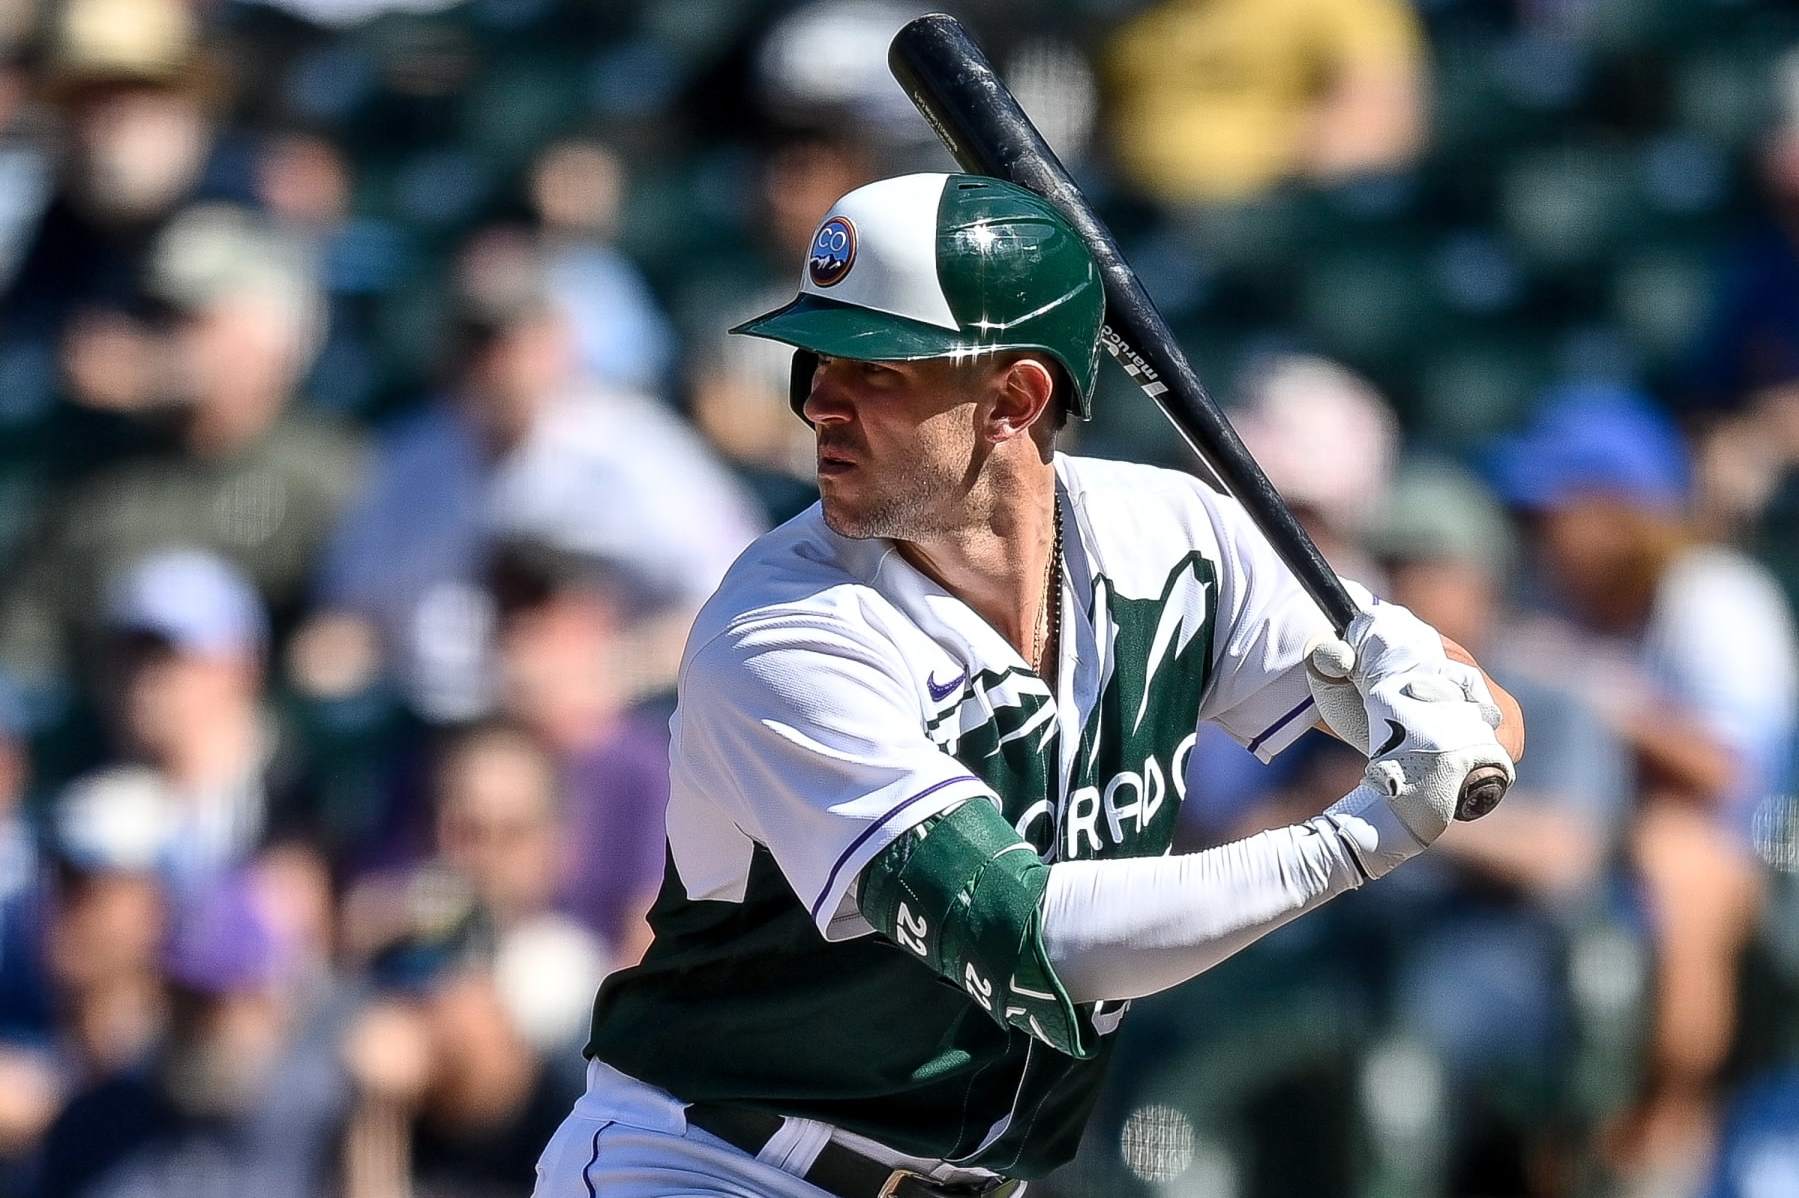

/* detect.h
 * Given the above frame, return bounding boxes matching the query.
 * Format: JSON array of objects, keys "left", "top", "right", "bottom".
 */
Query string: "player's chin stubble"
[
  {"left": 818, "top": 406, "right": 977, "bottom": 541},
  {"left": 819, "top": 471, "right": 936, "bottom": 541},
  {"left": 817, "top": 433, "right": 964, "bottom": 541}
]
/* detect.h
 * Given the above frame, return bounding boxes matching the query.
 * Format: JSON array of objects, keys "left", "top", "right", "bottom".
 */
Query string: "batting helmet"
[{"left": 731, "top": 172, "right": 1105, "bottom": 421}]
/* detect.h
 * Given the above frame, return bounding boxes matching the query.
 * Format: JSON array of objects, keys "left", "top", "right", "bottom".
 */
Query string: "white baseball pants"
[{"left": 533, "top": 1059, "right": 1024, "bottom": 1198}]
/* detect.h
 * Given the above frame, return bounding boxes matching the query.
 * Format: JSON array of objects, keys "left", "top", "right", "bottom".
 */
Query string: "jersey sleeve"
[
  {"left": 1194, "top": 492, "right": 1340, "bottom": 761},
  {"left": 675, "top": 613, "right": 998, "bottom": 940}
]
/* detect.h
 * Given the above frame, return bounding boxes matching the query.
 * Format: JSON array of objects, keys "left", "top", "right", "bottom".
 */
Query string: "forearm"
[
  {"left": 1614, "top": 704, "right": 1738, "bottom": 801},
  {"left": 1039, "top": 818, "right": 1368, "bottom": 1004}
]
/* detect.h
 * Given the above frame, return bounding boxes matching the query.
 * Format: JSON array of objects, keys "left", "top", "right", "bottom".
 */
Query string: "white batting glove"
[
  {"left": 1445, "top": 657, "right": 1505, "bottom": 731},
  {"left": 1306, "top": 599, "right": 1503, "bottom": 754},
  {"left": 1319, "top": 676, "right": 1514, "bottom": 882}
]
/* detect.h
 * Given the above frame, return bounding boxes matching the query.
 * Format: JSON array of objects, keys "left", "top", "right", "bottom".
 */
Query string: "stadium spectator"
[
  {"left": 1361, "top": 461, "right": 1633, "bottom": 1193},
  {"left": 312, "top": 227, "right": 761, "bottom": 723},
  {"left": 1231, "top": 353, "right": 1397, "bottom": 580},
  {"left": 0, "top": 0, "right": 238, "bottom": 497},
  {"left": 254, "top": 128, "right": 398, "bottom": 419},
  {"left": 682, "top": 8, "right": 917, "bottom": 524},
  {"left": 341, "top": 722, "right": 605, "bottom": 1198},
  {"left": 0, "top": 3, "right": 49, "bottom": 297},
  {"left": 1369, "top": 463, "right": 1627, "bottom": 900},
  {"left": 527, "top": 137, "right": 676, "bottom": 395},
  {"left": 36, "top": 877, "right": 351, "bottom": 1198},
  {"left": 750, "top": 1, "right": 950, "bottom": 172},
  {"left": 1685, "top": 55, "right": 1799, "bottom": 608},
  {"left": 2, "top": 0, "right": 234, "bottom": 453},
  {"left": 341, "top": 720, "right": 609, "bottom": 975},
  {"left": 682, "top": 125, "right": 870, "bottom": 526},
  {"left": 0, "top": 773, "right": 182, "bottom": 1189},
  {"left": 53, "top": 550, "right": 320, "bottom": 890},
  {"left": 1490, "top": 387, "right": 1799, "bottom": 1191},
  {"left": 1100, "top": 0, "right": 1428, "bottom": 207},
  {"left": 488, "top": 544, "right": 671, "bottom": 959},
  {"left": 344, "top": 962, "right": 586, "bottom": 1198},
  {"left": 42, "top": 782, "right": 172, "bottom": 1078},
  {"left": 2, "top": 0, "right": 224, "bottom": 342},
  {"left": 1687, "top": 47, "right": 1799, "bottom": 424},
  {"left": 0, "top": 681, "right": 53, "bottom": 1192},
  {"left": 0, "top": 205, "right": 364, "bottom": 701}
]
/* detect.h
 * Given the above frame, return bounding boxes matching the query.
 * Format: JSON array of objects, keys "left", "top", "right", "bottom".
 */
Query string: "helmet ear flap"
[{"left": 790, "top": 349, "right": 820, "bottom": 426}]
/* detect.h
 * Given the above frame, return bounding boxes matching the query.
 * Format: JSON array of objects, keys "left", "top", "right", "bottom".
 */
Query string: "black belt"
[{"left": 684, "top": 1103, "right": 1022, "bottom": 1198}]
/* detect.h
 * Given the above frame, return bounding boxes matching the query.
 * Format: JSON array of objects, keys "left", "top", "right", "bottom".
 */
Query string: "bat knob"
[{"left": 1454, "top": 766, "right": 1509, "bottom": 822}]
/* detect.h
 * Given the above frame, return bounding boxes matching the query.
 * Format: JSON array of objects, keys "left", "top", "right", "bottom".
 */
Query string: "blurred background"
[{"left": 0, "top": 0, "right": 1793, "bottom": 1195}]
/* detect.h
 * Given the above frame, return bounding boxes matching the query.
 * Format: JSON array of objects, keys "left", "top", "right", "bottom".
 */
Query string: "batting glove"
[
  {"left": 1322, "top": 680, "right": 1513, "bottom": 879},
  {"left": 1306, "top": 599, "right": 1503, "bottom": 754}
]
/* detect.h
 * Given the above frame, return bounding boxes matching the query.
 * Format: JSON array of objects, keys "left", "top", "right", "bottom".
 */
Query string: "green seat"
[
  {"left": 462, "top": 59, "right": 582, "bottom": 169},
  {"left": 1432, "top": 34, "right": 1550, "bottom": 157},
  {"left": 1610, "top": 241, "right": 1721, "bottom": 369},
  {"left": 1672, "top": 44, "right": 1785, "bottom": 151},
  {"left": 1635, "top": 134, "right": 1731, "bottom": 224},
  {"left": 1497, "top": 143, "right": 1637, "bottom": 274},
  {"left": 1174, "top": 190, "right": 1311, "bottom": 286},
  {"left": 1429, "top": 230, "right": 1528, "bottom": 318},
  {"left": 0, "top": 462, "right": 44, "bottom": 566},
  {"left": 1576, "top": 0, "right": 1702, "bottom": 52},
  {"left": 1413, "top": 328, "right": 1554, "bottom": 448},
  {"left": 1298, "top": 238, "right": 1440, "bottom": 369}
]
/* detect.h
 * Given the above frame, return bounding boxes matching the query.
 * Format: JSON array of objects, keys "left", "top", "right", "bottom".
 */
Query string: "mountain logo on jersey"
[
  {"left": 924, "top": 551, "right": 1217, "bottom": 861},
  {"left": 1065, "top": 551, "right": 1215, "bottom": 861},
  {"left": 808, "top": 216, "right": 856, "bottom": 287}
]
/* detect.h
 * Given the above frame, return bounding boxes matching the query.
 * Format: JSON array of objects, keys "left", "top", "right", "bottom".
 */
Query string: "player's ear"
[{"left": 987, "top": 355, "right": 1056, "bottom": 444}]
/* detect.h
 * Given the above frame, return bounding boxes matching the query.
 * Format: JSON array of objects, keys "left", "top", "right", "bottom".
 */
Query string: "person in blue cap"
[
  {"left": 1489, "top": 384, "right": 1799, "bottom": 1188},
  {"left": 57, "top": 548, "right": 317, "bottom": 893}
]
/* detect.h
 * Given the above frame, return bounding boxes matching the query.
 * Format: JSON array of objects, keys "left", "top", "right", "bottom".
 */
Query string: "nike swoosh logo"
[
  {"left": 927, "top": 670, "right": 967, "bottom": 702},
  {"left": 1375, "top": 718, "right": 1406, "bottom": 758}
]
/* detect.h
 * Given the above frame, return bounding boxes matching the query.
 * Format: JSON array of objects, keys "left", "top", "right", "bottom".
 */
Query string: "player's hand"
[
  {"left": 1307, "top": 600, "right": 1502, "bottom": 753},
  {"left": 1316, "top": 652, "right": 1515, "bottom": 881}
]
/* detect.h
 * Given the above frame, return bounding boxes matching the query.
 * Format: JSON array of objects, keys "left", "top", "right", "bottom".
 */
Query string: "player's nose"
[{"left": 801, "top": 355, "right": 857, "bottom": 426}]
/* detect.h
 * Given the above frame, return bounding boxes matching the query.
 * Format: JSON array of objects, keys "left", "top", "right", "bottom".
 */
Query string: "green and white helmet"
[{"left": 732, "top": 172, "right": 1105, "bottom": 421}]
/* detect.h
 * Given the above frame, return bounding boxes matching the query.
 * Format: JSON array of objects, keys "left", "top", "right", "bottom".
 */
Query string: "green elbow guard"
[{"left": 857, "top": 799, "right": 1092, "bottom": 1059}]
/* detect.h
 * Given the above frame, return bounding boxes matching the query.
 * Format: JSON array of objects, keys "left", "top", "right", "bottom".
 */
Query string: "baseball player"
[{"left": 534, "top": 173, "right": 1523, "bottom": 1198}]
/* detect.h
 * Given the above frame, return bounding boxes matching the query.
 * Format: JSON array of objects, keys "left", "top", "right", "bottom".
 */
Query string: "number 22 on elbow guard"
[
  {"left": 895, "top": 902, "right": 930, "bottom": 956},
  {"left": 895, "top": 900, "right": 996, "bottom": 1012}
]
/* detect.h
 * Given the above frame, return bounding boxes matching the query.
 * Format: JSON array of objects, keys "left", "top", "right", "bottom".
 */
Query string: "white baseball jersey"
[{"left": 587, "top": 452, "right": 1331, "bottom": 1176}]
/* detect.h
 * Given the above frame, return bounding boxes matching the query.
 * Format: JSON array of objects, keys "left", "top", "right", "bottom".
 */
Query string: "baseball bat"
[{"left": 888, "top": 13, "right": 1508, "bottom": 821}]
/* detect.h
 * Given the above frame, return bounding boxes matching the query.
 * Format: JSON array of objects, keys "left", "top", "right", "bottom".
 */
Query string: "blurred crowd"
[{"left": 0, "top": 0, "right": 1792, "bottom": 1196}]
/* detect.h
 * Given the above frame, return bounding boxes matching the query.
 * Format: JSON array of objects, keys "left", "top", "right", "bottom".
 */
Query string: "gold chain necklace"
[{"left": 1031, "top": 498, "right": 1063, "bottom": 677}]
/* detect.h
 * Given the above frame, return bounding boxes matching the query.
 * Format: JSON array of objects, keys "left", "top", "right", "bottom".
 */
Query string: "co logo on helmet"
[{"left": 808, "top": 217, "right": 856, "bottom": 287}]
